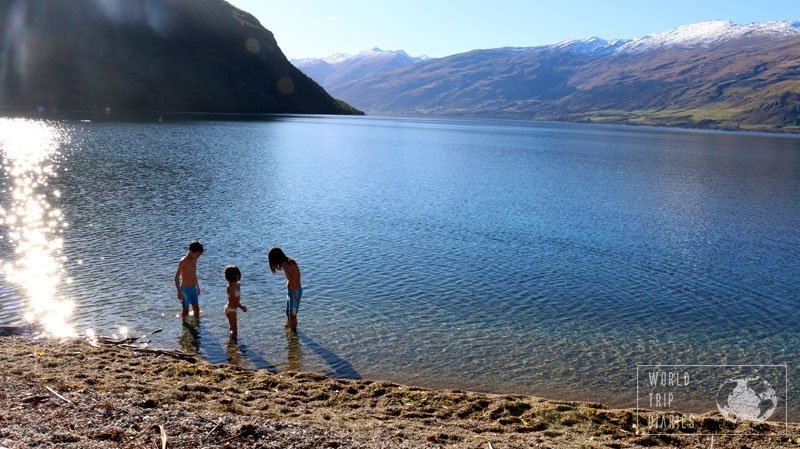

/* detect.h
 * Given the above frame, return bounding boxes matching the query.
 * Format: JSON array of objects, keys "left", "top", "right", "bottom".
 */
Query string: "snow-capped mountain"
[
  {"left": 551, "top": 20, "right": 800, "bottom": 54},
  {"left": 292, "top": 48, "right": 427, "bottom": 89},
  {"left": 550, "top": 37, "right": 627, "bottom": 54},
  {"left": 615, "top": 20, "right": 800, "bottom": 52},
  {"left": 297, "top": 20, "right": 800, "bottom": 133},
  {"left": 294, "top": 47, "right": 427, "bottom": 66},
  {"left": 294, "top": 20, "right": 800, "bottom": 87}
]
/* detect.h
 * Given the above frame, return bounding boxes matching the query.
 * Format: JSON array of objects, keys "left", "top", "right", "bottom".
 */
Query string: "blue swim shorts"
[
  {"left": 286, "top": 288, "right": 302, "bottom": 317},
  {"left": 180, "top": 286, "right": 199, "bottom": 308}
]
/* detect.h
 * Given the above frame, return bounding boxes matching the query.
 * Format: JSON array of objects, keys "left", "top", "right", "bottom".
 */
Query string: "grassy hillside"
[{"left": 320, "top": 37, "right": 800, "bottom": 132}]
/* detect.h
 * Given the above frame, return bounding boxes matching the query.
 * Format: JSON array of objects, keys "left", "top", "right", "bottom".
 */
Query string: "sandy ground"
[{"left": 0, "top": 335, "right": 797, "bottom": 448}]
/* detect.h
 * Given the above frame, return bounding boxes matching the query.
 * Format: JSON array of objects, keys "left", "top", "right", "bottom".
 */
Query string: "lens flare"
[
  {"left": 0, "top": 118, "right": 75, "bottom": 337},
  {"left": 245, "top": 37, "right": 261, "bottom": 54},
  {"left": 277, "top": 76, "right": 295, "bottom": 95}
]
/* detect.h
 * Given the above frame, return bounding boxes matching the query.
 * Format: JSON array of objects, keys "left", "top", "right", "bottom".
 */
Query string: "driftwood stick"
[
  {"left": 118, "top": 345, "right": 196, "bottom": 362},
  {"left": 44, "top": 386, "right": 72, "bottom": 404},
  {"left": 82, "top": 333, "right": 196, "bottom": 361},
  {"left": 204, "top": 419, "right": 223, "bottom": 441},
  {"left": 98, "top": 336, "right": 140, "bottom": 345},
  {"left": 158, "top": 424, "right": 167, "bottom": 449}
]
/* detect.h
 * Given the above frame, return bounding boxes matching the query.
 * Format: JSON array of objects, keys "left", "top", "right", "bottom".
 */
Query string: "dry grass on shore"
[{"left": 0, "top": 336, "right": 796, "bottom": 448}]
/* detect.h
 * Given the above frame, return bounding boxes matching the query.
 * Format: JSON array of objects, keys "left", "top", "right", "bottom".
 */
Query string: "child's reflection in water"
[
  {"left": 178, "top": 318, "right": 200, "bottom": 353},
  {"left": 226, "top": 340, "right": 243, "bottom": 365},
  {"left": 286, "top": 328, "right": 302, "bottom": 371}
]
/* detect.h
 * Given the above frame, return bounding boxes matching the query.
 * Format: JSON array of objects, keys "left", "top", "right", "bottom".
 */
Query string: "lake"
[{"left": 1, "top": 115, "right": 798, "bottom": 419}]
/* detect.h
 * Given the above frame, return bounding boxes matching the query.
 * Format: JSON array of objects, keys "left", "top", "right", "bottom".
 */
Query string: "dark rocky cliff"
[{"left": 0, "top": 0, "right": 362, "bottom": 115}]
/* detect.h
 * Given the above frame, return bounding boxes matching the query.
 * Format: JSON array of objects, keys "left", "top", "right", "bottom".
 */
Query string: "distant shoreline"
[
  {"left": 0, "top": 335, "right": 795, "bottom": 448},
  {"left": 0, "top": 109, "right": 361, "bottom": 123},
  {"left": 357, "top": 110, "right": 800, "bottom": 135},
  {"left": 3, "top": 109, "right": 800, "bottom": 137}
]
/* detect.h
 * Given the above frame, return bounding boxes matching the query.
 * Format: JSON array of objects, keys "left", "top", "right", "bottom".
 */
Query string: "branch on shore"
[
  {"left": 84, "top": 333, "right": 197, "bottom": 362},
  {"left": 157, "top": 424, "right": 167, "bottom": 449},
  {"left": 44, "top": 386, "right": 72, "bottom": 404},
  {"left": 118, "top": 344, "right": 196, "bottom": 362},
  {"left": 98, "top": 336, "right": 142, "bottom": 345}
]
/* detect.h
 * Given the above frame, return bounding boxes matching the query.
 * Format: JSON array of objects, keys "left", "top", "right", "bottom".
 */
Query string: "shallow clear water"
[{"left": 1, "top": 116, "right": 799, "bottom": 419}]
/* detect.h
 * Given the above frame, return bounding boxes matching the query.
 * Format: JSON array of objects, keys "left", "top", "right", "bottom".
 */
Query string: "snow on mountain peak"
[
  {"left": 308, "top": 48, "right": 426, "bottom": 65},
  {"left": 553, "top": 37, "right": 605, "bottom": 50},
  {"left": 552, "top": 36, "right": 626, "bottom": 54},
  {"left": 296, "top": 20, "right": 800, "bottom": 65},
  {"left": 546, "top": 20, "right": 800, "bottom": 55},
  {"left": 617, "top": 20, "right": 800, "bottom": 52}
]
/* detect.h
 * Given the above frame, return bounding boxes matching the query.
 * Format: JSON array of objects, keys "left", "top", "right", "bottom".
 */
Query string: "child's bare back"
[{"left": 174, "top": 240, "right": 203, "bottom": 319}]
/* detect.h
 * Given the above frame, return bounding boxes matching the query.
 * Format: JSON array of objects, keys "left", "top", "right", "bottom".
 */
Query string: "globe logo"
[{"left": 716, "top": 376, "right": 778, "bottom": 423}]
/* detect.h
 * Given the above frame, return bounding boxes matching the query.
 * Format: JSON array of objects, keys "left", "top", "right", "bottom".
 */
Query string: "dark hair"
[
  {"left": 224, "top": 265, "right": 241, "bottom": 282},
  {"left": 188, "top": 240, "right": 204, "bottom": 254},
  {"left": 268, "top": 247, "right": 289, "bottom": 273}
]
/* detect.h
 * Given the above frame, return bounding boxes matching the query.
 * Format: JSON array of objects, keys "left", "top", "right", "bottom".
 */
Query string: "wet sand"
[{"left": 0, "top": 335, "right": 796, "bottom": 448}]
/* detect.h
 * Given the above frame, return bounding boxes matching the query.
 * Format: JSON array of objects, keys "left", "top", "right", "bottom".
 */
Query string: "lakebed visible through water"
[{"left": 0, "top": 116, "right": 798, "bottom": 420}]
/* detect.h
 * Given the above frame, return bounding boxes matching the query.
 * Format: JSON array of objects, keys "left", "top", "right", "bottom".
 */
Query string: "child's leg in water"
[{"left": 227, "top": 311, "right": 238, "bottom": 341}]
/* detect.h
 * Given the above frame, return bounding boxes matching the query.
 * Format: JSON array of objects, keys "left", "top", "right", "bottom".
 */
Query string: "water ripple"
[{"left": 0, "top": 117, "right": 798, "bottom": 418}]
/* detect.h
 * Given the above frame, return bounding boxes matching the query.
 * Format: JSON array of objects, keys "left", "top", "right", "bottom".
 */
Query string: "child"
[
  {"left": 174, "top": 240, "right": 203, "bottom": 319},
  {"left": 268, "top": 247, "right": 302, "bottom": 332},
  {"left": 224, "top": 265, "right": 247, "bottom": 341}
]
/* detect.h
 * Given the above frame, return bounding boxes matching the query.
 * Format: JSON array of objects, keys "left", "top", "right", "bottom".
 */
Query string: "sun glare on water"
[{"left": 0, "top": 118, "right": 75, "bottom": 337}]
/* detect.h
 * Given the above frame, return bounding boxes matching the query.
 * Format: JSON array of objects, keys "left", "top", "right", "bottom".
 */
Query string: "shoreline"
[
  {"left": 0, "top": 336, "right": 796, "bottom": 448},
  {"left": 2, "top": 111, "right": 799, "bottom": 136}
]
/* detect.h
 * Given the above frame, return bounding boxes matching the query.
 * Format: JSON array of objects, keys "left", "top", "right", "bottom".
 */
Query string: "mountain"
[
  {"left": 552, "top": 20, "right": 800, "bottom": 54},
  {"left": 0, "top": 0, "right": 362, "bottom": 116},
  {"left": 302, "top": 21, "right": 800, "bottom": 132},
  {"left": 292, "top": 48, "right": 427, "bottom": 94},
  {"left": 614, "top": 20, "right": 800, "bottom": 52}
]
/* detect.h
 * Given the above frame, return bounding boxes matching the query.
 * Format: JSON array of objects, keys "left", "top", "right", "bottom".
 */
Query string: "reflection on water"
[
  {"left": 226, "top": 339, "right": 242, "bottom": 365},
  {"left": 285, "top": 328, "right": 302, "bottom": 371},
  {"left": 178, "top": 318, "right": 200, "bottom": 353},
  {"left": 0, "top": 119, "right": 74, "bottom": 336},
  {"left": 0, "top": 117, "right": 798, "bottom": 417}
]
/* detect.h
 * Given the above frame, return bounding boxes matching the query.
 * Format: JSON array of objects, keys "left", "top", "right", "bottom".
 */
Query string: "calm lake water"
[{"left": 1, "top": 116, "right": 799, "bottom": 419}]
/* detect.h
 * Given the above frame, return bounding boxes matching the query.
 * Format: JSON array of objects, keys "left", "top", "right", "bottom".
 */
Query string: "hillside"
[
  {"left": 0, "top": 0, "right": 362, "bottom": 116},
  {"left": 300, "top": 21, "right": 800, "bottom": 132},
  {"left": 292, "top": 48, "right": 427, "bottom": 92}
]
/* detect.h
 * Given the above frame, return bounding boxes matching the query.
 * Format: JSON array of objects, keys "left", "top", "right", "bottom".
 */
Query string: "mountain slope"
[
  {"left": 292, "top": 48, "right": 427, "bottom": 94},
  {"left": 305, "top": 21, "right": 800, "bottom": 132},
  {"left": 0, "top": 0, "right": 361, "bottom": 115},
  {"left": 560, "top": 35, "right": 800, "bottom": 128}
]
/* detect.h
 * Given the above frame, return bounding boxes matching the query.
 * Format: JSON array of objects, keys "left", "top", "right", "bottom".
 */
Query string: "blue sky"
[{"left": 228, "top": 0, "right": 798, "bottom": 59}]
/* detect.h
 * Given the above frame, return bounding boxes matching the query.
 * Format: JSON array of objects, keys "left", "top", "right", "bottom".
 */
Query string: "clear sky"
[{"left": 227, "top": 0, "right": 798, "bottom": 59}]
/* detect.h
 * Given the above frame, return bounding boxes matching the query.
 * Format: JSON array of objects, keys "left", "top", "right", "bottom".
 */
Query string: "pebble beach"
[{"left": 0, "top": 335, "right": 796, "bottom": 448}]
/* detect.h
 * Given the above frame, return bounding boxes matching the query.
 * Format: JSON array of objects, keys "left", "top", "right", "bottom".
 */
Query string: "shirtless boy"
[
  {"left": 267, "top": 247, "right": 302, "bottom": 332},
  {"left": 175, "top": 240, "right": 203, "bottom": 319}
]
